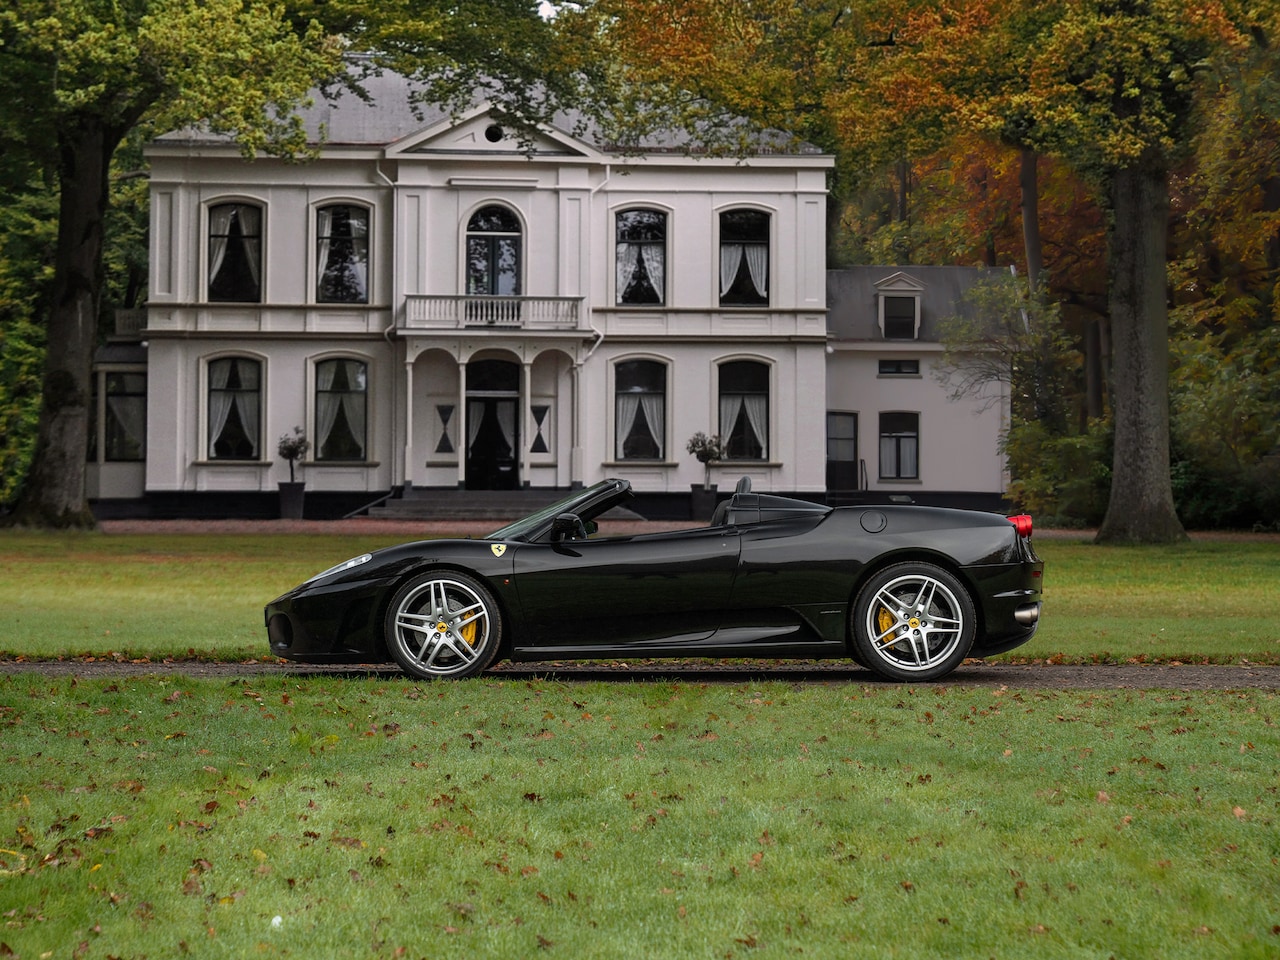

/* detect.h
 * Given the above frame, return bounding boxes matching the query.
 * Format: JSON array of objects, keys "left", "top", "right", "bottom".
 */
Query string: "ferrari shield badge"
[{"left": 491, "top": 543, "right": 507, "bottom": 558}]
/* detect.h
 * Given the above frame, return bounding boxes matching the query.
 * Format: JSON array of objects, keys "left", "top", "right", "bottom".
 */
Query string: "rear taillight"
[{"left": 1007, "top": 514, "right": 1033, "bottom": 538}]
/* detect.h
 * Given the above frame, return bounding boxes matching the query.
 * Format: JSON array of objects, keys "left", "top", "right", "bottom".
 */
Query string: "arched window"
[
  {"left": 208, "top": 203, "right": 262, "bottom": 302},
  {"left": 718, "top": 209, "right": 769, "bottom": 306},
  {"left": 207, "top": 357, "right": 261, "bottom": 459},
  {"left": 315, "top": 358, "right": 368, "bottom": 460},
  {"left": 466, "top": 205, "right": 521, "bottom": 296},
  {"left": 616, "top": 209, "right": 666, "bottom": 305},
  {"left": 317, "top": 205, "right": 369, "bottom": 303},
  {"left": 718, "top": 360, "right": 769, "bottom": 460},
  {"left": 615, "top": 360, "right": 666, "bottom": 460}
]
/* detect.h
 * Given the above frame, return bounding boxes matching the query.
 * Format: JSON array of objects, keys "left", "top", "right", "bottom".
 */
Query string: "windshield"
[{"left": 486, "top": 479, "right": 629, "bottom": 541}]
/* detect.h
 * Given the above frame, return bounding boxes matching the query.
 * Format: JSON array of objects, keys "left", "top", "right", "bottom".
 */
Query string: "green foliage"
[
  {"left": 1003, "top": 419, "right": 1112, "bottom": 527},
  {"left": 0, "top": 173, "right": 57, "bottom": 508},
  {"left": 1, "top": 674, "right": 1277, "bottom": 957}
]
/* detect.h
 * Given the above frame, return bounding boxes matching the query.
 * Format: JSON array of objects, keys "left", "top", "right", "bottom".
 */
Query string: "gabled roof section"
[
  {"left": 386, "top": 104, "right": 600, "bottom": 160},
  {"left": 872, "top": 271, "right": 926, "bottom": 294}
]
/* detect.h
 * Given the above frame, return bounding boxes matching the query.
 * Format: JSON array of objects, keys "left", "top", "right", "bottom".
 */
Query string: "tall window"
[
  {"left": 879, "top": 412, "right": 919, "bottom": 480},
  {"left": 882, "top": 296, "right": 918, "bottom": 339},
  {"left": 207, "top": 357, "right": 261, "bottom": 460},
  {"left": 719, "top": 209, "right": 769, "bottom": 306},
  {"left": 315, "top": 359, "right": 368, "bottom": 461},
  {"left": 615, "top": 359, "right": 666, "bottom": 460},
  {"left": 616, "top": 209, "right": 666, "bottom": 305},
  {"left": 208, "top": 203, "right": 262, "bottom": 302},
  {"left": 719, "top": 360, "right": 769, "bottom": 460},
  {"left": 466, "top": 206, "right": 521, "bottom": 296},
  {"left": 104, "top": 372, "right": 146, "bottom": 461},
  {"left": 317, "top": 205, "right": 369, "bottom": 303}
]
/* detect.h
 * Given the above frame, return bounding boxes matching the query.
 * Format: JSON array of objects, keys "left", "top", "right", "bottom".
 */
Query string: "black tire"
[
  {"left": 384, "top": 571, "right": 502, "bottom": 680},
  {"left": 851, "top": 562, "right": 975, "bottom": 682}
]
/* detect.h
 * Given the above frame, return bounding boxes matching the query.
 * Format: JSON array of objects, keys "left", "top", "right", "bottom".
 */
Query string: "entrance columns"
[
  {"left": 456, "top": 359, "right": 468, "bottom": 488},
  {"left": 521, "top": 360, "right": 533, "bottom": 488},
  {"left": 403, "top": 359, "right": 414, "bottom": 489}
]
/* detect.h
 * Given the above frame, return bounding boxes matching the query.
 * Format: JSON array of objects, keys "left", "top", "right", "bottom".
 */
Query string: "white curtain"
[
  {"left": 615, "top": 394, "right": 640, "bottom": 459},
  {"left": 207, "top": 206, "right": 235, "bottom": 290},
  {"left": 467, "top": 400, "right": 484, "bottom": 455},
  {"left": 496, "top": 402, "right": 516, "bottom": 456},
  {"left": 720, "top": 395, "right": 740, "bottom": 443},
  {"left": 238, "top": 205, "right": 262, "bottom": 289},
  {"left": 349, "top": 211, "right": 368, "bottom": 301},
  {"left": 342, "top": 368, "right": 367, "bottom": 456},
  {"left": 316, "top": 207, "right": 332, "bottom": 297},
  {"left": 743, "top": 244, "right": 768, "bottom": 297},
  {"left": 315, "top": 361, "right": 340, "bottom": 456},
  {"left": 639, "top": 393, "right": 664, "bottom": 456},
  {"left": 207, "top": 359, "right": 233, "bottom": 458},
  {"left": 743, "top": 395, "right": 767, "bottom": 459},
  {"left": 616, "top": 243, "right": 641, "bottom": 301},
  {"left": 901, "top": 437, "right": 918, "bottom": 477},
  {"left": 238, "top": 361, "right": 260, "bottom": 456},
  {"left": 640, "top": 244, "right": 664, "bottom": 299},
  {"left": 106, "top": 395, "right": 145, "bottom": 456},
  {"left": 720, "top": 244, "right": 743, "bottom": 297}
]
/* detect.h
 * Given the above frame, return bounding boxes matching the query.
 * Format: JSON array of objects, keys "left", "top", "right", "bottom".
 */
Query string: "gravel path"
[{"left": 2, "top": 658, "right": 1276, "bottom": 690}]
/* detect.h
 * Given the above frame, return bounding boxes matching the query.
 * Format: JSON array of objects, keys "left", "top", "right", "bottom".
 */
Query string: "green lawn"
[
  {"left": 1, "top": 675, "right": 1276, "bottom": 958},
  {"left": 2, "top": 531, "right": 1278, "bottom": 957},
  {"left": 1, "top": 531, "right": 1278, "bottom": 665}
]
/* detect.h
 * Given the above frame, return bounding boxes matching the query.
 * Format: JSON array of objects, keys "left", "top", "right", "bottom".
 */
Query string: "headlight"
[{"left": 304, "top": 553, "right": 373, "bottom": 584}]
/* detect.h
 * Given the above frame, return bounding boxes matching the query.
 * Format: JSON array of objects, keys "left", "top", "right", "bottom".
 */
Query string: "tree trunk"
[
  {"left": 6, "top": 117, "right": 116, "bottom": 528},
  {"left": 1094, "top": 166, "right": 1187, "bottom": 544},
  {"left": 1018, "top": 149, "right": 1044, "bottom": 294}
]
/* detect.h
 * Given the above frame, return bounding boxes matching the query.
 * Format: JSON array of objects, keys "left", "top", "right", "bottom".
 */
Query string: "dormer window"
[
  {"left": 882, "top": 296, "right": 918, "bottom": 339},
  {"left": 874, "top": 272, "right": 924, "bottom": 340}
]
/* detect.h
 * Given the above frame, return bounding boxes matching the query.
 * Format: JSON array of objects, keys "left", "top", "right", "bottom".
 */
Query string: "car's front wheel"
[
  {"left": 384, "top": 571, "right": 502, "bottom": 680},
  {"left": 851, "top": 562, "right": 975, "bottom": 682}
]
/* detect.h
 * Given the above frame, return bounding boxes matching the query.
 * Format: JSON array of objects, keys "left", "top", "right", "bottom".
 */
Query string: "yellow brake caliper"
[
  {"left": 459, "top": 619, "right": 477, "bottom": 646},
  {"left": 877, "top": 606, "right": 898, "bottom": 646}
]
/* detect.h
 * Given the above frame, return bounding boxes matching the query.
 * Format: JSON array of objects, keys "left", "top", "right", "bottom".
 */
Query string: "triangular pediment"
[
  {"left": 387, "top": 105, "right": 598, "bottom": 159},
  {"left": 872, "top": 271, "right": 926, "bottom": 294}
]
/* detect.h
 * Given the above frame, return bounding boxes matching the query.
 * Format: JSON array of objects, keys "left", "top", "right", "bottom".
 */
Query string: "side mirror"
[{"left": 550, "top": 513, "right": 588, "bottom": 543}]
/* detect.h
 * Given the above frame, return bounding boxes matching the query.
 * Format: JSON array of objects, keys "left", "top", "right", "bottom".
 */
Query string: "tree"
[
  {"left": 1, "top": 0, "right": 587, "bottom": 528},
  {"left": 0, "top": 0, "right": 342, "bottom": 527},
  {"left": 572, "top": 0, "right": 1264, "bottom": 541}
]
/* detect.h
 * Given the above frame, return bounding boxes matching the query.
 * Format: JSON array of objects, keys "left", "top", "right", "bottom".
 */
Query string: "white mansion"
[{"left": 88, "top": 72, "right": 1007, "bottom": 519}]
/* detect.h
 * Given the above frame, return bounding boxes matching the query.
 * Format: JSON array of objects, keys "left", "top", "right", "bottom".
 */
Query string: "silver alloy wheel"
[
  {"left": 852, "top": 563, "right": 975, "bottom": 681},
  {"left": 385, "top": 572, "right": 500, "bottom": 679}
]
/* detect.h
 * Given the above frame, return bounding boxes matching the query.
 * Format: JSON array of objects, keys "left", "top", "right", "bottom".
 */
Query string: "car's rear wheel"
[
  {"left": 851, "top": 562, "right": 975, "bottom": 682},
  {"left": 384, "top": 571, "right": 502, "bottom": 680}
]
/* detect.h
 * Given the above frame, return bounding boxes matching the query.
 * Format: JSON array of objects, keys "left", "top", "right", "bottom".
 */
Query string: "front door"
[{"left": 465, "top": 359, "right": 520, "bottom": 490}]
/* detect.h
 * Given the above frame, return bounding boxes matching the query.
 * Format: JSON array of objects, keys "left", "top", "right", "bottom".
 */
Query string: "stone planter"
[
  {"left": 690, "top": 483, "right": 719, "bottom": 522},
  {"left": 278, "top": 482, "right": 306, "bottom": 520}
]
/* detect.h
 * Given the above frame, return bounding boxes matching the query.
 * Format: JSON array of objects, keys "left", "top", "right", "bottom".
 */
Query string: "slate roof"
[{"left": 826, "top": 265, "right": 998, "bottom": 342}]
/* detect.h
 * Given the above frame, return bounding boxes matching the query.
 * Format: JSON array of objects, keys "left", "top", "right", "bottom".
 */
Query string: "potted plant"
[
  {"left": 277, "top": 426, "right": 310, "bottom": 519},
  {"left": 686, "top": 431, "right": 724, "bottom": 520}
]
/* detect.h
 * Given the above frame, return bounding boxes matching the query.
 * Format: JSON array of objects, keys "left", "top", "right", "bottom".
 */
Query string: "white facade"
[{"left": 88, "top": 76, "right": 1008, "bottom": 517}]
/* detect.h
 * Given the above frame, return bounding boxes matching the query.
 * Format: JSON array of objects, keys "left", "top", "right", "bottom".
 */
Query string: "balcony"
[{"left": 403, "top": 295, "right": 583, "bottom": 331}]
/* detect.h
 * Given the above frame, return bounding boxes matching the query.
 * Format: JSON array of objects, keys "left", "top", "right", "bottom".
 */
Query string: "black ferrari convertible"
[{"left": 265, "top": 477, "right": 1043, "bottom": 683}]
